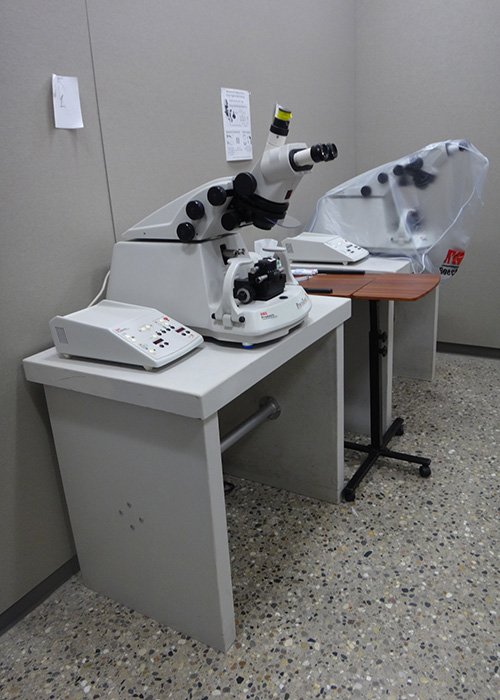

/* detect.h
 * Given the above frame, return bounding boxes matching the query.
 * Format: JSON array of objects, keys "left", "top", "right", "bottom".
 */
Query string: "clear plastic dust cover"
[{"left": 310, "top": 140, "right": 489, "bottom": 279}]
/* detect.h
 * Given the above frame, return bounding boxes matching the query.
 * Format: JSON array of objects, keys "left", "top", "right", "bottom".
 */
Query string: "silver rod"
[{"left": 220, "top": 396, "right": 280, "bottom": 454}]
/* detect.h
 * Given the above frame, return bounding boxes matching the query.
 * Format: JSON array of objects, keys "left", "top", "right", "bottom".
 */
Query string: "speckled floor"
[{"left": 1, "top": 352, "right": 498, "bottom": 700}]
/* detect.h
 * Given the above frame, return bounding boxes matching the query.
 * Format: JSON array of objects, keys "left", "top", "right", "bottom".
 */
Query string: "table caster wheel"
[
  {"left": 343, "top": 488, "right": 356, "bottom": 502},
  {"left": 224, "top": 480, "right": 236, "bottom": 494},
  {"left": 419, "top": 464, "right": 431, "bottom": 478}
]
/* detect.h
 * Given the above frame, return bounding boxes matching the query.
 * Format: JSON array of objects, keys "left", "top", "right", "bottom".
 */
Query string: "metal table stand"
[{"left": 342, "top": 299, "right": 431, "bottom": 501}]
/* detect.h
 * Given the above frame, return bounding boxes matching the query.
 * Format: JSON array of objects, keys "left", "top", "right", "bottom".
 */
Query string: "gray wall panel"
[
  {"left": 0, "top": 1, "right": 115, "bottom": 613},
  {"left": 86, "top": 0, "right": 356, "bottom": 237},
  {"left": 355, "top": 0, "right": 500, "bottom": 348}
]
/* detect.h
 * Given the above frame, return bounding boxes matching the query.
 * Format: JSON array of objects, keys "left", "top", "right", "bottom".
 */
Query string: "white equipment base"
[{"left": 107, "top": 239, "right": 311, "bottom": 346}]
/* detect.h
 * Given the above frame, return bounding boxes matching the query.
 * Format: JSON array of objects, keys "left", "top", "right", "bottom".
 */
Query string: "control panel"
[
  {"left": 283, "top": 232, "right": 369, "bottom": 264},
  {"left": 50, "top": 300, "right": 203, "bottom": 370}
]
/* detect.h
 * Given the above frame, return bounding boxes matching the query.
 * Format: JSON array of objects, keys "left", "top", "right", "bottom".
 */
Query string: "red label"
[
  {"left": 439, "top": 248, "right": 465, "bottom": 277},
  {"left": 443, "top": 249, "right": 465, "bottom": 266}
]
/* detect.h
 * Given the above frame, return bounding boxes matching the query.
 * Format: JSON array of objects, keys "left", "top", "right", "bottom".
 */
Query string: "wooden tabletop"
[
  {"left": 300, "top": 273, "right": 368, "bottom": 298},
  {"left": 300, "top": 272, "right": 440, "bottom": 302}
]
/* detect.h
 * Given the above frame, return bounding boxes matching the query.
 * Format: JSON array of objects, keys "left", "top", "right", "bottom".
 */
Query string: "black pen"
[
  {"left": 303, "top": 287, "right": 333, "bottom": 294},
  {"left": 315, "top": 268, "right": 366, "bottom": 275}
]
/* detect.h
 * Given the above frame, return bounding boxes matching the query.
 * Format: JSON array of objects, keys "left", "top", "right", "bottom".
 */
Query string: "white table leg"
[
  {"left": 220, "top": 328, "right": 345, "bottom": 503},
  {"left": 393, "top": 287, "right": 439, "bottom": 380},
  {"left": 44, "top": 386, "right": 235, "bottom": 651}
]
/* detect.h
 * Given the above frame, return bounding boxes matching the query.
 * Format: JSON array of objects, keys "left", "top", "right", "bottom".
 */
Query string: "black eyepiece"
[{"left": 310, "top": 142, "right": 338, "bottom": 162}]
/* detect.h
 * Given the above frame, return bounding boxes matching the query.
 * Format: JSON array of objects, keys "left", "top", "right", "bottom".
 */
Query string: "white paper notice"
[
  {"left": 221, "top": 88, "right": 252, "bottom": 161},
  {"left": 52, "top": 74, "right": 84, "bottom": 129}
]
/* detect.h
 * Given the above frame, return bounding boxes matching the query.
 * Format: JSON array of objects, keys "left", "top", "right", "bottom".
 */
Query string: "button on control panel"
[{"left": 116, "top": 315, "right": 199, "bottom": 358}]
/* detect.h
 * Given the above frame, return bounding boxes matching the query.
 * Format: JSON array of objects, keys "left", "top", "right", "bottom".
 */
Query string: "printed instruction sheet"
[{"left": 221, "top": 88, "right": 252, "bottom": 161}]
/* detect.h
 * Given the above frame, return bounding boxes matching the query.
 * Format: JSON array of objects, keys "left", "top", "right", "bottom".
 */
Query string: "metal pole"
[{"left": 220, "top": 396, "right": 281, "bottom": 454}]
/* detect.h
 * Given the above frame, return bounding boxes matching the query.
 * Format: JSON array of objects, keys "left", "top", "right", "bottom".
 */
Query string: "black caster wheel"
[
  {"left": 343, "top": 488, "right": 356, "bottom": 502},
  {"left": 224, "top": 480, "right": 236, "bottom": 494},
  {"left": 419, "top": 464, "right": 431, "bottom": 478}
]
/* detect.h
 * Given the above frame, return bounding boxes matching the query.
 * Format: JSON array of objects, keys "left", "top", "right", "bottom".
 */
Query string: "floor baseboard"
[
  {"left": 437, "top": 342, "right": 500, "bottom": 359},
  {"left": 0, "top": 556, "right": 79, "bottom": 636}
]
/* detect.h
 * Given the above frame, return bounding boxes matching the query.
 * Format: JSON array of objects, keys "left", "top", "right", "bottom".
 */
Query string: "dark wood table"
[{"left": 301, "top": 272, "right": 441, "bottom": 501}]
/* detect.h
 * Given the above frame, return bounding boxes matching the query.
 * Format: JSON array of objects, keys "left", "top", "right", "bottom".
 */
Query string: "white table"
[
  {"left": 298, "top": 257, "right": 439, "bottom": 434},
  {"left": 23, "top": 296, "right": 350, "bottom": 651}
]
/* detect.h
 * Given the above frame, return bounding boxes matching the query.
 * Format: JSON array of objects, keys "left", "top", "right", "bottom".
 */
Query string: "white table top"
[{"left": 24, "top": 296, "right": 351, "bottom": 420}]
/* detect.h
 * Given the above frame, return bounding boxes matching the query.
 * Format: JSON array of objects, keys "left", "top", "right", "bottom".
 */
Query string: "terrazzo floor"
[{"left": 1, "top": 352, "right": 498, "bottom": 700}]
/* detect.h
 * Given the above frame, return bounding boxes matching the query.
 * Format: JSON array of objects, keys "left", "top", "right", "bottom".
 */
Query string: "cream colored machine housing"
[{"left": 107, "top": 238, "right": 311, "bottom": 346}]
